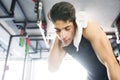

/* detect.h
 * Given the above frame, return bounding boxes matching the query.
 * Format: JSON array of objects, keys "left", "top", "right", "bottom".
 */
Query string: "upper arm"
[
  {"left": 83, "top": 20, "right": 120, "bottom": 80},
  {"left": 83, "top": 20, "right": 116, "bottom": 64},
  {"left": 83, "top": 20, "right": 105, "bottom": 42}
]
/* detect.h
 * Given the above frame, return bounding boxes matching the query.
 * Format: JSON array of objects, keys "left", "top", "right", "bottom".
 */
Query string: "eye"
[
  {"left": 65, "top": 26, "right": 71, "bottom": 31},
  {"left": 55, "top": 29, "right": 61, "bottom": 32}
]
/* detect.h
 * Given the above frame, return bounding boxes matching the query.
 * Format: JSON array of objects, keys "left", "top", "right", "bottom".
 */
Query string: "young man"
[{"left": 48, "top": 1, "right": 120, "bottom": 80}]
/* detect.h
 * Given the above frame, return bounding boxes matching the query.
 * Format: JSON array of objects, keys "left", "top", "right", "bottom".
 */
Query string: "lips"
[
  {"left": 61, "top": 39, "right": 72, "bottom": 47},
  {"left": 63, "top": 39, "right": 69, "bottom": 44}
]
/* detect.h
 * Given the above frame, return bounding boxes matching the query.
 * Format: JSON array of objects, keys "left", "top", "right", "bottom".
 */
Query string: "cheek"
[
  {"left": 70, "top": 29, "right": 75, "bottom": 38},
  {"left": 56, "top": 31, "right": 69, "bottom": 39},
  {"left": 65, "top": 31, "right": 75, "bottom": 40}
]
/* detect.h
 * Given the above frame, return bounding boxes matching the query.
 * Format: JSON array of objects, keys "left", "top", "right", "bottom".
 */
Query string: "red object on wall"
[
  {"left": 117, "top": 16, "right": 120, "bottom": 27},
  {"left": 20, "top": 28, "right": 24, "bottom": 35},
  {"left": 32, "top": 0, "right": 37, "bottom": 2},
  {"left": 118, "top": 21, "right": 120, "bottom": 27},
  {"left": 41, "top": 21, "right": 46, "bottom": 30},
  {"left": 26, "top": 38, "right": 30, "bottom": 46}
]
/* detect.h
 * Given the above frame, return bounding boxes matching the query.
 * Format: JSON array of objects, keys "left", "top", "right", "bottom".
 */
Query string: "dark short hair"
[{"left": 49, "top": 2, "right": 76, "bottom": 23}]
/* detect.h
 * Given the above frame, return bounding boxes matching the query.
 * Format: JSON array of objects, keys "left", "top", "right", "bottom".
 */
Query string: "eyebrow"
[{"left": 55, "top": 25, "right": 71, "bottom": 30}]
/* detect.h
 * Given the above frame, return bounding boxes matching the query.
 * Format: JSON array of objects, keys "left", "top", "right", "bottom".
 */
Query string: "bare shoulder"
[{"left": 83, "top": 19, "right": 106, "bottom": 42}]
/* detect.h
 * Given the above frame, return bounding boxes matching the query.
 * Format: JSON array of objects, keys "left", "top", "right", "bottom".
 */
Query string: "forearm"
[
  {"left": 103, "top": 40, "right": 120, "bottom": 80},
  {"left": 48, "top": 48, "right": 63, "bottom": 72},
  {"left": 106, "top": 60, "right": 120, "bottom": 80},
  {"left": 48, "top": 37, "right": 66, "bottom": 72}
]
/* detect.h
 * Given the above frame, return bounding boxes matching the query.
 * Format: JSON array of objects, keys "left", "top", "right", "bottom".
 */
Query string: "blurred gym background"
[{"left": 0, "top": 0, "right": 120, "bottom": 80}]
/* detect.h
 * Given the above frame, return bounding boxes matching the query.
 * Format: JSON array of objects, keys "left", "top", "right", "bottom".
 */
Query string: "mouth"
[
  {"left": 62, "top": 39, "right": 71, "bottom": 45},
  {"left": 64, "top": 40, "right": 69, "bottom": 44},
  {"left": 61, "top": 38, "right": 67, "bottom": 42},
  {"left": 61, "top": 39, "right": 71, "bottom": 47}
]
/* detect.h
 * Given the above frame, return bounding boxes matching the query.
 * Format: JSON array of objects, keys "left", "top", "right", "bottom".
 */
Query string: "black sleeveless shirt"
[{"left": 63, "top": 36, "right": 108, "bottom": 80}]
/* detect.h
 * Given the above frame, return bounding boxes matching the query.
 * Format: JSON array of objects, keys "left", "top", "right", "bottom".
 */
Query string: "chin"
[{"left": 62, "top": 42, "right": 71, "bottom": 47}]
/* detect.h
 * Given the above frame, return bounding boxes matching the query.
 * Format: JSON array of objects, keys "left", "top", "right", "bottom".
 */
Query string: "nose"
[{"left": 60, "top": 30, "right": 66, "bottom": 40}]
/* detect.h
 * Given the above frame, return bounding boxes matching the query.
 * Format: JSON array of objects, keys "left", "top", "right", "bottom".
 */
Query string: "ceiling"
[{"left": 0, "top": 0, "right": 120, "bottom": 60}]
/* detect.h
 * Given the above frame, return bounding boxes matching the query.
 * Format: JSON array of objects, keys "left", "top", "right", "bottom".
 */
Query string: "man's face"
[{"left": 54, "top": 20, "right": 76, "bottom": 47}]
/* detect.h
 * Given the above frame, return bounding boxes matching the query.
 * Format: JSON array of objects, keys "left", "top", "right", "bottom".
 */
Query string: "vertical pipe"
[
  {"left": 29, "top": 59, "right": 32, "bottom": 80},
  {"left": 36, "top": 40, "right": 38, "bottom": 53},
  {"left": 2, "top": 35, "right": 12, "bottom": 80},
  {"left": 22, "top": 52, "right": 27, "bottom": 80},
  {"left": 40, "top": 49, "right": 42, "bottom": 59}
]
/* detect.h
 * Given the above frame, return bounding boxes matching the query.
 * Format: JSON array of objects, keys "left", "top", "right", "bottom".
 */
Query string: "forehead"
[{"left": 54, "top": 20, "right": 71, "bottom": 28}]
